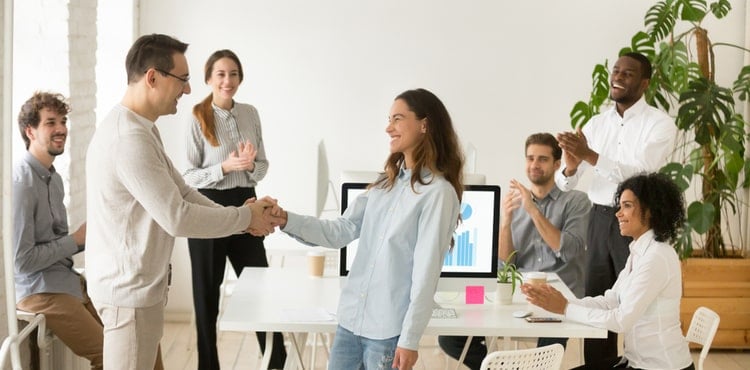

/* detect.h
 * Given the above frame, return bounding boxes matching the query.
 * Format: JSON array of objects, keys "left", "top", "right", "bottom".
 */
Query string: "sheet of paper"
[{"left": 281, "top": 307, "right": 336, "bottom": 322}]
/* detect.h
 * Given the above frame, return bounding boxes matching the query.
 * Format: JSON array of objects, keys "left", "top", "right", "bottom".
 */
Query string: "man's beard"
[{"left": 47, "top": 147, "right": 64, "bottom": 157}]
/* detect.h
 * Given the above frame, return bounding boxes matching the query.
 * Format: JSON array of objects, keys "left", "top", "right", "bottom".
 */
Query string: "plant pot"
[
  {"left": 681, "top": 258, "right": 750, "bottom": 349},
  {"left": 495, "top": 283, "right": 513, "bottom": 305}
]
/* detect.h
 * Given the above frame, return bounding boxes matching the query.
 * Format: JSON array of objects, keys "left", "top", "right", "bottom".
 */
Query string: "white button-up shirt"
[
  {"left": 565, "top": 230, "right": 692, "bottom": 369},
  {"left": 556, "top": 97, "right": 676, "bottom": 206}
]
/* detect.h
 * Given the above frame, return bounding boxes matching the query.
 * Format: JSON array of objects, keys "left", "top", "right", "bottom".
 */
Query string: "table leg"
[
  {"left": 454, "top": 335, "right": 473, "bottom": 370},
  {"left": 285, "top": 333, "right": 308, "bottom": 370},
  {"left": 502, "top": 336, "right": 512, "bottom": 350},
  {"left": 260, "top": 332, "right": 272, "bottom": 370}
]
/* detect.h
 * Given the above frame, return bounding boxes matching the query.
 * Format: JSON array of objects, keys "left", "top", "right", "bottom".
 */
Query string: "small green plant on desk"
[{"left": 497, "top": 250, "right": 524, "bottom": 293}]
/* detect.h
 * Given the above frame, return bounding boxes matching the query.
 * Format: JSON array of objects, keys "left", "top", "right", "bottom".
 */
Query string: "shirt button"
[{"left": 538, "top": 258, "right": 542, "bottom": 262}]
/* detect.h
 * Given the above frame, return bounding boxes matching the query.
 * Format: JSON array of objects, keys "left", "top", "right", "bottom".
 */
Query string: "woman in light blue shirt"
[{"left": 279, "top": 88, "right": 464, "bottom": 370}]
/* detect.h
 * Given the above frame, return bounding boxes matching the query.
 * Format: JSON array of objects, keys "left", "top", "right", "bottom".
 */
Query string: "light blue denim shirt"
[{"left": 283, "top": 168, "right": 459, "bottom": 350}]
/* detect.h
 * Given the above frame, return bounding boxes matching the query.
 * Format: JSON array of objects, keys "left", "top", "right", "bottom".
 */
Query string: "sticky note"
[{"left": 465, "top": 285, "right": 484, "bottom": 304}]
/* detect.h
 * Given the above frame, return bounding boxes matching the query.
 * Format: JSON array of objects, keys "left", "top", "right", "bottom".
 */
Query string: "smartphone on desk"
[{"left": 525, "top": 316, "right": 562, "bottom": 323}]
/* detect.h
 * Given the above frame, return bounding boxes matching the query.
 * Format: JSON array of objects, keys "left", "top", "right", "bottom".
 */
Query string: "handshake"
[{"left": 244, "top": 196, "right": 286, "bottom": 236}]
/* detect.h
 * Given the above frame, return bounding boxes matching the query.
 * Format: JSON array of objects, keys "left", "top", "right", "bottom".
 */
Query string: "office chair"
[
  {"left": 685, "top": 306, "right": 720, "bottom": 370},
  {"left": 480, "top": 343, "right": 564, "bottom": 370}
]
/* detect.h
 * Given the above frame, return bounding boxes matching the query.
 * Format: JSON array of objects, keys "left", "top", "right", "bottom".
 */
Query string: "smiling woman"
[{"left": 522, "top": 173, "right": 694, "bottom": 370}]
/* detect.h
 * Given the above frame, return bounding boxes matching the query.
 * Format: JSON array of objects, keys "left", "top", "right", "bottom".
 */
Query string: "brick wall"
[
  {"left": 65, "top": 0, "right": 97, "bottom": 227},
  {"left": 0, "top": 0, "right": 98, "bottom": 343}
]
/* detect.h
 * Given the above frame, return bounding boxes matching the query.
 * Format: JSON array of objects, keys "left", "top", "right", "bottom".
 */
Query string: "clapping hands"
[{"left": 221, "top": 140, "right": 257, "bottom": 174}]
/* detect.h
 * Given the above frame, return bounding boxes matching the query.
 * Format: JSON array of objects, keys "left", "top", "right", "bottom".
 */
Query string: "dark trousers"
[
  {"left": 438, "top": 335, "right": 568, "bottom": 370},
  {"left": 188, "top": 187, "right": 286, "bottom": 370},
  {"left": 584, "top": 204, "right": 632, "bottom": 365},
  {"left": 572, "top": 356, "right": 695, "bottom": 370}
]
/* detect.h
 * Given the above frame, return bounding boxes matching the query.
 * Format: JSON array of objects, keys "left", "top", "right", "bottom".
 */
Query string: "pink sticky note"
[{"left": 465, "top": 285, "right": 485, "bottom": 304}]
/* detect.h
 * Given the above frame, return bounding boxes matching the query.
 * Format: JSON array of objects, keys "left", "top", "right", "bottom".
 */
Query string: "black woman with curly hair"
[{"left": 521, "top": 173, "right": 695, "bottom": 370}]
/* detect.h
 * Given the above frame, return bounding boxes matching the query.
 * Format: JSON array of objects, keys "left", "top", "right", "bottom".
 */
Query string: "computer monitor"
[{"left": 339, "top": 183, "right": 501, "bottom": 293}]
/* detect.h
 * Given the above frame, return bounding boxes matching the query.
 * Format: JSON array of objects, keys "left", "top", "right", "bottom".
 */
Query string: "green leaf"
[
  {"left": 630, "top": 32, "right": 656, "bottom": 59},
  {"left": 724, "top": 151, "right": 743, "bottom": 189},
  {"left": 709, "top": 0, "right": 732, "bottom": 19},
  {"left": 734, "top": 66, "right": 750, "bottom": 101},
  {"left": 676, "top": 78, "right": 734, "bottom": 142},
  {"left": 650, "top": 88, "right": 672, "bottom": 112},
  {"left": 654, "top": 41, "right": 693, "bottom": 93},
  {"left": 674, "top": 221, "right": 694, "bottom": 259},
  {"left": 591, "top": 63, "right": 610, "bottom": 107},
  {"left": 676, "top": 0, "right": 707, "bottom": 22},
  {"left": 688, "top": 147, "right": 704, "bottom": 173},
  {"left": 660, "top": 162, "right": 694, "bottom": 191},
  {"left": 743, "top": 160, "right": 750, "bottom": 188},
  {"left": 570, "top": 101, "right": 591, "bottom": 130},
  {"left": 645, "top": 1, "right": 676, "bottom": 41},
  {"left": 687, "top": 200, "right": 715, "bottom": 234}
]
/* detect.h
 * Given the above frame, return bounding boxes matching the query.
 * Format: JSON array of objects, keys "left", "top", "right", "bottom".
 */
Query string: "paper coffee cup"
[
  {"left": 526, "top": 271, "right": 547, "bottom": 286},
  {"left": 307, "top": 251, "right": 325, "bottom": 277}
]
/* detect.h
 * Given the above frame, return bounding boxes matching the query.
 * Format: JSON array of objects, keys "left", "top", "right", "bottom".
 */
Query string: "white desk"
[{"left": 218, "top": 267, "right": 606, "bottom": 369}]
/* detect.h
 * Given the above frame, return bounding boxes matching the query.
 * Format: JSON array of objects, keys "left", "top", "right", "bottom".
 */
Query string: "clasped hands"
[{"left": 244, "top": 196, "right": 287, "bottom": 236}]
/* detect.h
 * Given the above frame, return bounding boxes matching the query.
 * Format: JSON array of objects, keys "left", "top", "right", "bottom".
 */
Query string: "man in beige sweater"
[{"left": 85, "top": 34, "right": 277, "bottom": 370}]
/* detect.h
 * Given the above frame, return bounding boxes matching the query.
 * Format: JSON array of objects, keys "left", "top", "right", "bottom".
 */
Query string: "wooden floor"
[{"left": 160, "top": 319, "right": 749, "bottom": 370}]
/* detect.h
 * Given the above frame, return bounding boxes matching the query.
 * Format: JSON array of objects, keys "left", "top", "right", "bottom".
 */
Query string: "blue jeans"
[{"left": 329, "top": 325, "right": 399, "bottom": 370}]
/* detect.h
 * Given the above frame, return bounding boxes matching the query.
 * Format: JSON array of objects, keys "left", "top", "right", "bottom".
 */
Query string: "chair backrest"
[
  {"left": 480, "top": 343, "right": 564, "bottom": 370},
  {"left": 685, "top": 306, "right": 720, "bottom": 370}
]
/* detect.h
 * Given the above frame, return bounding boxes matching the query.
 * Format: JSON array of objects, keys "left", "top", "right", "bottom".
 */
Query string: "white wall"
[
  {"left": 128, "top": 0, "right": 749, "bottom": 315},
  {"left": 136, "top": 0, "right": 749, "bottom": 211}
]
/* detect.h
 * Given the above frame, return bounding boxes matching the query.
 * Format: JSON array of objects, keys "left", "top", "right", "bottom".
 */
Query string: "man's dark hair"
[
  {"left": 125, "top": 34, "right": 189, "bottom": 84},
  {"left": 622, "top": 52, "right": 652, "bottom": 80},
  {"left": 17, "top": 92, "right": 70, "bottom": 149},
  {"left": 525, "top": 132, "right": 562, "bottom": 161}
]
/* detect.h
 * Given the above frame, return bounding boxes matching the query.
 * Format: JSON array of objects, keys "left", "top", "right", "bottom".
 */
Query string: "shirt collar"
[
  {"left": 604, "top": 96, "right": 649, "bottom": 120},
  {"left": 22, "top": 151, "right": 55, "bottom": 183},
  {"left": 117, "top": 103, "right": 155, "bottom": 129},
  {"left": 534, "top": 184, "right": 561, "bottom": 203},
  {"left": 212, "top": 101, "right": 236, "bottom": 120},
  {"left": 622, "top": 96, "right": 648, "bottom": 119},
  {"left": 629, "top": 229, "right": 656, "bottom": 256},
  {"left": 397, "top": 166, "right": 433, "bottom": 183}
]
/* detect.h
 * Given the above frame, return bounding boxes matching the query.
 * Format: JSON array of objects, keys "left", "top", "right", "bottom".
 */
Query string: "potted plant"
[
  {"left": 569, "top": 0, "right": 750, "bottom": 348},
  {"left": 496, "top": 250, "right": 523, "bottom": 305}
]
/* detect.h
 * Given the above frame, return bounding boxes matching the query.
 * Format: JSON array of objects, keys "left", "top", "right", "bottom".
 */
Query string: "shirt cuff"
[{"left": 564, "top": 302, "right": 588, "bottom": 324}]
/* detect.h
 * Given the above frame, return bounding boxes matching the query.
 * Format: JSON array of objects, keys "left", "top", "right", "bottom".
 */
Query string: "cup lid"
[
  {"left": 307, "top": 250, "right": 325, "bottom": 256},
  {"left": 526, "top": 271, "right": 547, "bottom": 279}
]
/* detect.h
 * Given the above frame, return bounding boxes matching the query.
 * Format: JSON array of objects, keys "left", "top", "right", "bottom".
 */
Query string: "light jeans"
[{"left": 328, "top": 325, "right": 399, "bottom": 370}]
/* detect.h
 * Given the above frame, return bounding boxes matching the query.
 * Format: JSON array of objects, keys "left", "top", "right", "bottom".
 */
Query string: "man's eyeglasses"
[{"left": 154, "top": 68, "right": 190, "bottom": 85}]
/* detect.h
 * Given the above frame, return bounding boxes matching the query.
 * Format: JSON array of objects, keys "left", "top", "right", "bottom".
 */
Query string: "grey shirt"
[
  {"left": 12, "top": 151, "right": 81, "bottom": 302},
  {"left": 183, "top": 102, "right": 269, "bottom": 190},
  {"left": 508, "top": 186, "right": 590, "bottom": 297}
]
